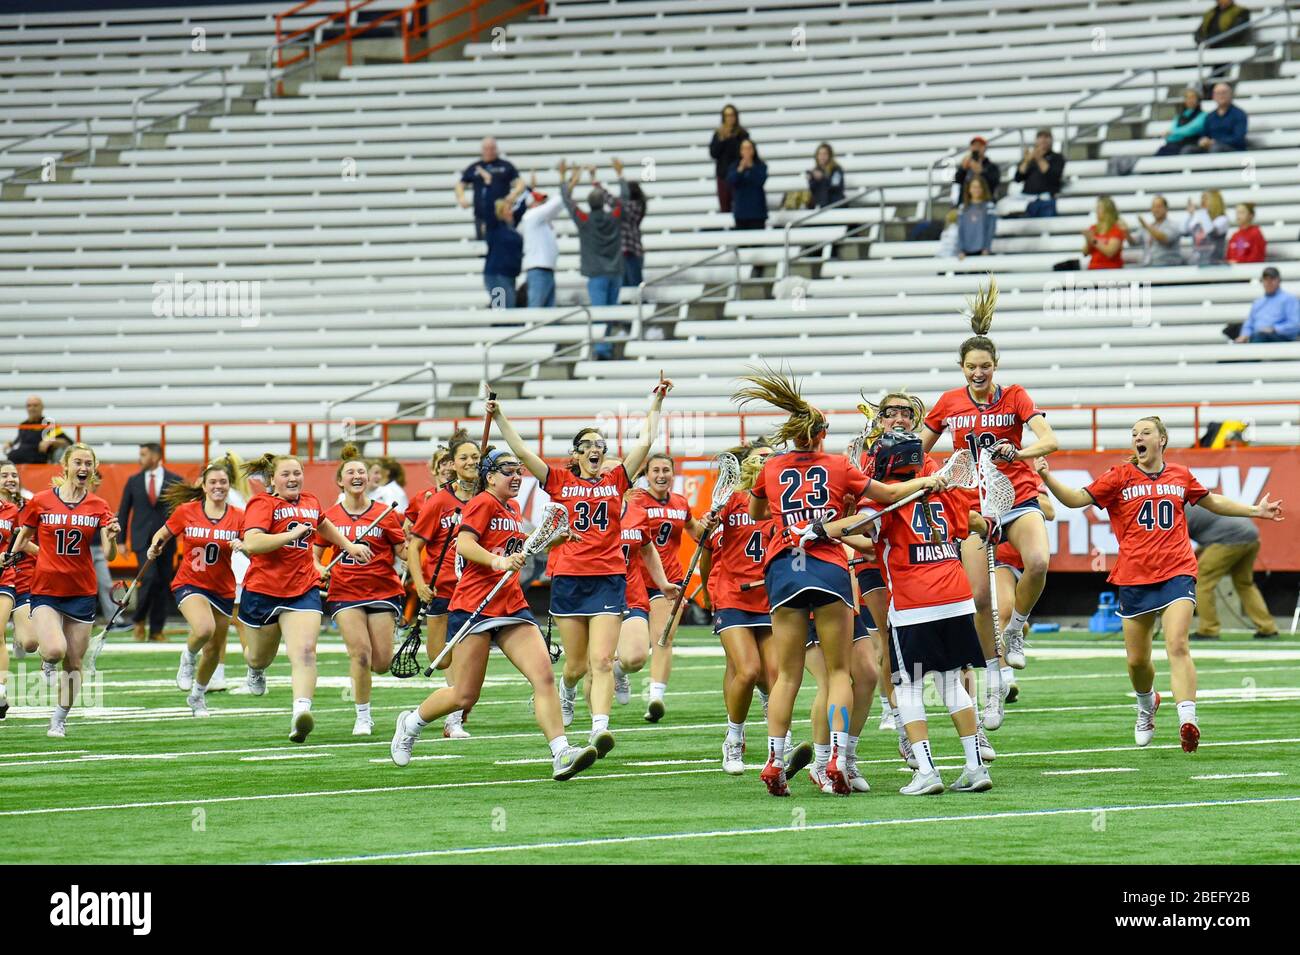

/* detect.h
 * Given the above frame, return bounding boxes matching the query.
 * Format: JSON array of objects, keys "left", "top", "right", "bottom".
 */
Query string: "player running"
[
  {"left": 735, "top": 366, "right": 943, "bottom": 796},
  {"left": 318, "top": 445, "right": 408, "bottom": 736},
  {"left": 390, "top": 449, "right": 601, "bottom": 781},
  {"left": 487, "top": 378, "right": 670, "bottom": 755},
  {"left": 408, "top": 430, "right": 480, "bottom": 738},
  {"left": 1035, "top": 417, "right": 1282, "bottom": 752},
  {"left": 146, "top": 456, "right": 244, "bottom": 716},
  {"left": 7, "top": 444, "right": 120, "bottom": 738},
  {"left": 921, "top": 279, "right": 1059, "bottom": 730},
  {"left": 0, "top": 462, "right": 26, "bottom": 718},
  {"left": 3, "top": 464, "right": 38, "bottom": 673},
  {"left": 237, "top": 452, "right": 373, "bottom": 743}
]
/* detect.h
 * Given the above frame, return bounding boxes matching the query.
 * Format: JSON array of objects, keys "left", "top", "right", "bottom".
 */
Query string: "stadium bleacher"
[{"left": 1, "top": 0, "right": 1297, "bottom": 462}]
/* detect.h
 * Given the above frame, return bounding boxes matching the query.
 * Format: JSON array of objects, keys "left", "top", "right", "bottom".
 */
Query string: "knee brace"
[
  {"left": 896, "top": 674, "right": 927, "bottom": 726},
  {"left": 938, "top": 668, "right": 974, "bottom": 716}
]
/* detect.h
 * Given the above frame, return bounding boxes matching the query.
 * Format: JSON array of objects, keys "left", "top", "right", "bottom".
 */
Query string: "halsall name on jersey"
[{"left": 908, "top": 542, "right": 961, "bottom": 564}]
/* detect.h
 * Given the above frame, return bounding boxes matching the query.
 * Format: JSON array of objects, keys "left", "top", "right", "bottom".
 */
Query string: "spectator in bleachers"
[
  {"left": 455, "top": 137, "right": 521, "bottom": 241},
  {"left": 709, "top": 104, "right": 749, "bottom": 214},
  {"left": 1226, "top": 202, "right": 1266, "bottom": 263},
  {"left": 956, "top": 176, "right": 996, "bottom": 259},
  {"left": 727, "top": 139, "right": 768, "bottom": 230},
  {"left": 936, "top": 208, "right": 960, "bottom": 258},
  {"left": 484, "top": 184, "right": 526, "bottom": 309},
  {"left": 3, "top": 395, "right": 70, "bottom": 465},
  {"left": 562, "top": 164, "right": 625, "bottom": 307},
  {"left": 515, "top": 167, "right": 566, "bottom": 308},
  {"left": 1083, "top": 196, "right": 1128, "bottom": 270},
  {"left": 953, "top": 135, "right": 999, "bottom": 205},
  {"left": 1194, "top": 1, "right": 1251, "bottom": 49},
  {"left": 807, "top": 142, "right": 845, "bottom": 208},
  {"left": 1156, "top": 88, "right": 1208, "bottom": 156},
  {"left": 1234, "top": 267, "right": 1299, "bottom": 343},
  {"left": 1182, "top": 190, "right": 1230, "bottom": 265},
  {"left": 1186, "top": 83, "right": 1248, "bottom": 153},
  {"left": 1014, "top": 129, "right": 1065, "bottom": 217},
  {"left": 1130, "top": 196, "right": 1184, "bottom": 266},
  {"left": 611, "top": 157, "right": 648, "bottom": 288}
]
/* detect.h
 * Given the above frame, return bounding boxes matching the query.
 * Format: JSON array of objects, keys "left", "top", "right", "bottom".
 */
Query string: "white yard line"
[
  {"left": 1042, "top": 767, "right": 1139, "bottom": 776},
  {"left": 1191, "top": 771, "right": 1286, "bottom": 780},
  {"left": 240, "top": 753, "right": 332, "bottom": 762}
]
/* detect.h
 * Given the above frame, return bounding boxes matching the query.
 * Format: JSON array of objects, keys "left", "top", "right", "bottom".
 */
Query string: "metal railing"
[
  {"left": 635, "top": 246, "right": 742, "bottom": 329},
  {"left": 403, "top": 0, "right": 548, "bottom": 62},
  {"left": 1062, "top": 67, "right": 1165, "bottom": 155},
  {"left": 0, "top": 118, "right": 97, "bottom": 184},
  {"left": 782, "top": 186, "right": 885, "bottom": 276},
  {"left": 265, "top": 32, "right": 319, "bottom": 99},
  {"left": 131, "top": 66, "right": 231, "bottom": 147},
  {"left": 925, "top": 127, "right": 1025, "bottom": 221},
  {"left": 1197, "top": 2, "right": 1294, "bottom": 87},
  {"left": 321, "top": 362, "right": 439, "bottom": 453},
  {"left": 483, "top": 306, "right": 593, "bottom": 386}
]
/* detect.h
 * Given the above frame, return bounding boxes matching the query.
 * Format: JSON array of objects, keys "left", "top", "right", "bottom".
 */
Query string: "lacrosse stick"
[
  {"left": 844, "top": 429, "right": 870, "bottom": 472},
  {"left": 837, "top": 449, "right": 977, "bottom": 539},
  {"left": 739, "top": 579, "right": 765, "bottom": 592},
  {"left": 977, "top": 448, "right": 1017, "bottom": 656},
  {"left": 476, "top": 388, "right": 498, "bottom": 490},
  {"left": 389, "top": 600, "right": 428, "bottom": 678},
  {"left": 657, "top": 452, "right": 741, "bottom": 648},
  {"left": 322, "top": 502, "right": 397, "bottom": 575},
  {"left": 85, "top": 551, "right": 157, "bottom": 677},
  {"left": 424, "top": 503, "right": 569, "bottom": 675},
  {"left": 544, "top": 612, "right": 561, "bottom": 664}
]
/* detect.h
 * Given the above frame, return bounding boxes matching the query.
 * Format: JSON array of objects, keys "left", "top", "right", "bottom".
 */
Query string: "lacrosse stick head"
[
  {"left": 110, "top": 579, "right": 130, "bottom": 607},
  {"left": 709, "top": 452, "right": 741, "bottom": 512},
  {"left": 977, "top": 449, "right": 1017, "bottom": 520},
  {"left": 389, "top": 622, "right": 423, "bottom": 679},
  {"left": 844, "top": 429, "right": 870, "bottom": 472},
  {"left": 938, "top": 449, "right": 978, "bottom": 490},
  {"left": 524, "top": 503, "right": 569, "bottom": 556}
]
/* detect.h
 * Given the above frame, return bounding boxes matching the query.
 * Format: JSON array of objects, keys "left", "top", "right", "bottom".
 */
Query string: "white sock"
[
  {"left": 649, "top": 681, "right": 666, "bottom": 702},
  {"left": 592, "top": 713, "right": 609, "bottom": 733},
  {"left": 879, "top": 694, "right": 891, "bottom": 714},
  {"left": 355, "top": 702, "right": 371, "bottom": 720},
  {"left": 406, "top": 711, "right": 429, "bottom": 734},
  {"left": 726, "top": 720, "right": 745, "bottom": 744},
  {"left": 445, "top": 708, "right": 463, "bottom": 725},
  {"left": 193, "top": 682, "right": 207, "bottom": 695},
  {"left": 768, "top": 735, "right": 786, "bottom": 763},
  {"left": 847, "top": 734, "right": 859, "bottom": 760},
  {"left": 830, "top": 730, "right": 850, "bottom": 760},
  {"left": 549, "top": 734, "right": 569, "bottom": 757},
  {"left": 613, "top": 659, "right": 625, "bottom": 681},
  {"left": 1009, "top": 609, "right": 1029, "bottom": 631},
  {"left": 1002, "top": 665, "right": 1015, "bottom": 686},
  {"left": 1135, "top": 689, "right": 1156, "bottom": 712},
  {"left": 53, "top": 704, "right": 70, "bottom": 723},
  {"left": 912, "top": 737, "right": 936, "bottom": 774},
  {"left": 1176, "top": 700, "right": 1197, "bottom": 725},
  {"left": 960, "top": 733, "right": 983, "bottom": 770},
  {"left": 292, "top": 697, "right": 312, "bottom": 717},
  {"left": 182, "top": 648, "right": 197, "bottom": 665},
  {"left": 814, "top": 742, "right": 831, "bottom": 770}
]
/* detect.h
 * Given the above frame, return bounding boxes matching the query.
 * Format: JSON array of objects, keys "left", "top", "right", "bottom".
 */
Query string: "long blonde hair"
[
  {"left": 52, "top": 442, "right": 102, "bottom": 490},
  {"left": 220, "top": 451, "right": 254, "bottom": 500},
  {"left": 1203, "top": 189, "right": 1226, "bottom": 219},
  {"left": 957, "top": 276, "right": 999, "bottom": 365},
  {"left": 1094, "top": 195, "right": 1119, "bottom": 233},
  {"left": 1128, "top": 416, "right": 1169, "bottom": 465},
  {"left": 733, "top": 365, "right": 826, "bottom": 449}
]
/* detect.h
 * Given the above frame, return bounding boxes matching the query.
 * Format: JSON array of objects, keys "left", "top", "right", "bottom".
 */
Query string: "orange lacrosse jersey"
[
  {"left": 20, "top": 488, "right": 115, "bottom": 598},
  {"left": 450, "top": 492, "right": 528, "bottom": 617},
  {"left": 0, "top": 500, "right": 18, "bottom": 590},
  {"left": 925, "top": 384, "right": 1045, "bottom": 507},
  {"left": 752, "top": 451, "right": 869, "bottom": 570},
  {"left": 629, "top": 488, "right": 691, "bottom": 583},
  {"left": 411, "top": 487, "right": 467, "bottom": 599},
  {"left": 620, "top": 498, "right": 652, "bottom": 613},
  {"left": 1084, "top": 461, "right": 1208, "bottom": 586},
  {"left": 706, "top": 490, "right": 771, "bottom": 614},
  {"left": 320, "top": 500, "right": 406, "bottom": 602},
  {"left": 542, "top": 465, "right": 630, "bottom": 577},
  {"left": 241, "top": 491, "right": 325, "bottom": 598},
  {"left": 167, "top": 500, "right": 245, "bottom": 598}
]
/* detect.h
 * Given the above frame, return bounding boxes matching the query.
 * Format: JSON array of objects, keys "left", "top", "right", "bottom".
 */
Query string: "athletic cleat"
[
  {"left": 208, "top": 664, "right": 228, "bottom": 692},
  {"left": 983, "top": 678, "right": 1007, "bottom": 731},
  {"left": 845, "top": 757, "right": 871, "bottom": 793},
  {"left": 760, "top": 758, "right": 790, "bottom": 796},
  {"left": 390, "top": 710, "right": 418, "bottom": 767},
  {"left": 42, "top": 659, "right": 57, "bottom": 685},
  {"left": 643, "top": 697, "right": 665, "bottom": 723},
  {"left": 613, "top": 667, "right": 631, "bottom": 705},
  {"left": 288, "top": 710, "right": 315, "bottom": 744},
  {"left": 1006, "top": 681, "right": 1020, "bottom": 704},
  {"left": 899, "top": 734, "right": 919, "bottom": 770},
  {"left": 878, "top": 708, "right": 896, "bottom": 731},
  {"left": 808, "top": 765, "right": 835, "bottom": 793},
  {"left": 1003, "top": 626, "right": 1027, "bottom": 669},
  {"left": 1135, "top": 691, "right": 1161, "bottom": 747},
  {"left": 176, "top": 650, "right": 196, "bottom": 691},
  {"left": 949, "top": 765, "right": 993, "bottom": 792},
  {"left": 442, "top": 719, "right": 471, "bottom": 739},
  {"left": 900, "top": 768, "right": 945, "bottom": 796},
  {"left": 245, "top": 668, "right": 267, "bottom": 697},
  {"left": 1180, "top": 722, "right": 1200, "bottom": 753},
  {"left": 559, "top": 682, "right": 576, "bottom": 727},
  {"left": 47, "top": 720, "right": 66, "bottom": 739},
  {"left": 825, "top": 747, "right": 853, "bottom": 795},
  {"left": 187, "top": 689, "right": 210, "bottom": 717},
  {"left": 978, "top": 728, "right": 996, "bottom": 763},
  {"left": 722, "top": 739, "right": 746, "bottom": 775},
  {"left": 590, "top": 729, "right": 615, "bottom": 758},
  {"left": 785, "top": 740, "right": 814, "bottom": 779},
  {"left": 552, "top": 744, "right": 599, "bottom": 781},
  {"left": 352, "top": 717, "right": 374, "bottom": 736}
]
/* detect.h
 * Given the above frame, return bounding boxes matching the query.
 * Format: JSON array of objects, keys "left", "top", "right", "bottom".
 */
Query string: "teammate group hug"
[{"left": 0, "top": 280, "right": 1283, "bottom": 794}]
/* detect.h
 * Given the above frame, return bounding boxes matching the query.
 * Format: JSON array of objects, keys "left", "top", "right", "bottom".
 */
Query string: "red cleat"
[
  {"left": 825, "top": 747, "right": 852, "bottom": 796},
  {"left": 760, "top": 758, "right": 790, "bottom": 796},
  {"left": 1180, "top": 722, "right": 1200, "bottom": 753}
]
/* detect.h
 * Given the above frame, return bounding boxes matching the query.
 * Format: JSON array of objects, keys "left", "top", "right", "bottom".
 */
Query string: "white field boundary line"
[
  {"left": 3, "top": 737, "right": 1298, "bottom": 817},
  {"left": 272, "top": 795, "right": 1300, "bottom": 865}
]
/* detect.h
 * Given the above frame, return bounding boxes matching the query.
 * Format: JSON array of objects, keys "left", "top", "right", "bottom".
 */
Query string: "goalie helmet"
[{"left": 870, "top": 427, "right": 923, "bottom": 480}]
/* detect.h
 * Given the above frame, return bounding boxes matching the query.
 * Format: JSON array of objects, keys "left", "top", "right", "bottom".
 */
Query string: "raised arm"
[
  {"left": 1034, "top": 457, "right": 1093, "bottom": 509},
  {"left": 1011, "top": 414, "right": 1059, "bottom": 460},
  {"left": 1198, "top": 492, "right": 1283, "bottom": 521},
  {"left": 621, "top": 378, "right": 674, "bottom": 479},
  {"left": 486, "top": 398, "right": 548, "bottom": 480}
]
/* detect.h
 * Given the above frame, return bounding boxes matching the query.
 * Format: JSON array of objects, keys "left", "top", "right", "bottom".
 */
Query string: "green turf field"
[{"left": 2, "top": 627, "right": 1298, "bottom": 864}]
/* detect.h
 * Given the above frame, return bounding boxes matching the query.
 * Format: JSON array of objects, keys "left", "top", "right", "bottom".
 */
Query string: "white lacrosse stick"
[
  {"left": 977, "top": 448, "right": 1017, "bottom": 655},
  {"left": 657, "top": 451, "right": 741, "bottom": 647},
  {"left": 845, "top": 429, "right": 870, "bottom": 472},
  {"left": 423, "top": 503, "right": 569, "bottom": 675},
  {"left": 839, "top": 449, "right": 977, "bottom": 538}
]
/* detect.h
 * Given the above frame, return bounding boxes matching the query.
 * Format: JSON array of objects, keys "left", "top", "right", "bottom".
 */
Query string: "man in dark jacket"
[
  {"left": 1195, "top": 0, "right": 1250, "bottom": 46},
  {"left": 953, "top": 135, "right": 1000, "bottom": 204},
  {"left": 118, "top": 442, "right": 181, "bottom": 641},
  {"left": 4, "top": 395, "right": 71, "bottom": 464}
]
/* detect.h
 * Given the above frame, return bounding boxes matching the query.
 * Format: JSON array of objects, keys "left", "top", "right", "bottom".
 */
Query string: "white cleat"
[
  {"left": 245, "top": 668, "right": 267, "bottom": 697},
  {"left": 187, "top": 689, "right": 210, "bottom": 717},
  {"left": 552, "top": 744, "right": 598, "bottom": 781},
  {"left": 613, "top": 667, "right": 631, "bottom": 705},
  {"left": 176, "top": 650, "right": 196, "bottom": 691},
  {"left": 559, "top": 682, "right": 576, "bottom": 728},
  {"left": 442, "top": 716, "right": 471, "bottom": 739},
  {"left": 352, "top": 717, "right": 374, "bottom": 736},
  {"left": 845, "top": 757, "right": 871, "bottom": 793},
  {"left": 47, "top": 720, "right": 66, "bottom": 739},
  {"left": 0, "top": 684, "right": 7, "bottom": 720},
  {"left": 1003, "top": 625, "right": 1027, "bottom": 670},
  {"left": 808, "top": 765, "right": 836, "bottom": 794},
  {"left": 977, "top": 728, "right": 997, "bottom": 762},
  {"left": 983, "top": 678, "right": 1007, "bottom": 731},
  {"left": 390, "top": 710, "right": 418, "bottom": 767},
  {"left": 899, "top": 734, "right": 919, "bottom": 770},
  {"left": 208, "top": 664, "right": 228, "bottom": 692},
  {"left": 722, "top": 738, "right": 746, "bottom": 775},
  {"left": 288, "top": 710, "right": 314, "bottom": 744},
  {"left": 1135, "top": 692, "right": 1161, "bottom": 747},
  {"left": 878, "top": 708, "right": 896, "bottom": 731},
  {"left": 900, "top": 768, "right": 945, "bottom": 796},
  {"left": 950, "top": 764, "right": 993, "bottom": 792}
]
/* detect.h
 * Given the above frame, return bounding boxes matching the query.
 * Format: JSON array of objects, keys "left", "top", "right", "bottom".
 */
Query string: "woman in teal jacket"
[{"left": 1156, "top": 88, "right": 1207, "bottom": 155}]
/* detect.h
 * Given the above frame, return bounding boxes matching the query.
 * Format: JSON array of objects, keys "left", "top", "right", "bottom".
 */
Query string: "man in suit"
[{"left": 118, "top": 442, "right": 181, "bottom": 642}]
